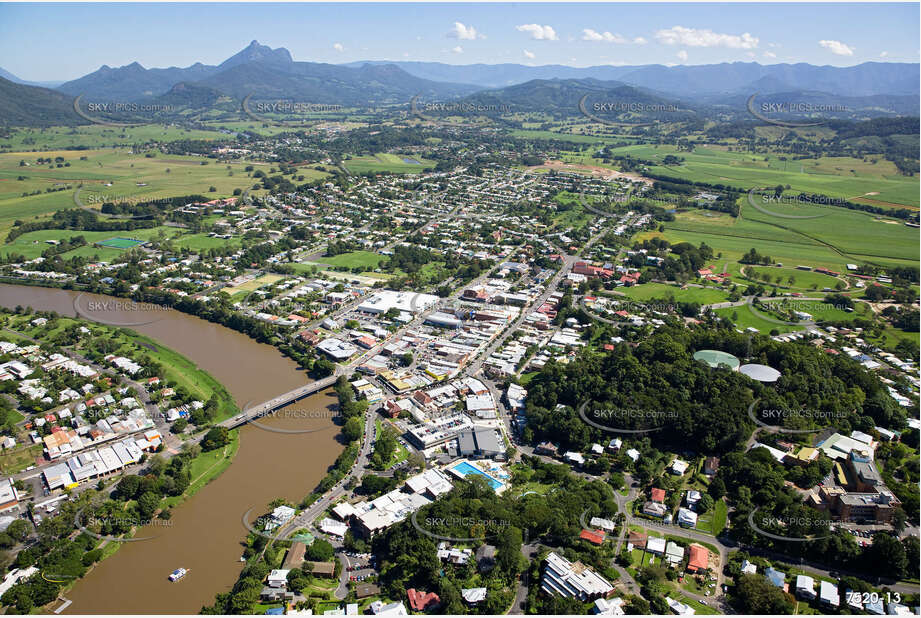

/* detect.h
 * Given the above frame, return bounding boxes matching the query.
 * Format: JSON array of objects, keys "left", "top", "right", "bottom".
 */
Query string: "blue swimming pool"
[{"left": 452, "top": 461, "right": 503, "bottom": 490}]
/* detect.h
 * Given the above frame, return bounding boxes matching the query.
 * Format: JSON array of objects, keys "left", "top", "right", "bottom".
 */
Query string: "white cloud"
[
  {"left": 655, "top": 25, "right": 758, "bottom": 49},
  {"left": 524, "top": 49, "right": 536, "bottom": 59},
  {"left": 819, "top": 39, "right": 854, "bottom": 56},
  {"left": 880, "top": 51, "right": 889, "bottom": 58},
  {"left": 582, "top": 29, "right": 627, "bottom": 43},
  {"left": 448, "top": 22, "right": 482, "bottom": 40},
  {"left": 451, "top": 45, "right": 463, "bottom": 54},
  {"left": 332, "top": 43, "right": 344, "bottom": 52},
  {"left": 763, "top": 51, "right": 776, "bottom": 59},
  {"left": 581, "top": 29, "right": 648, "bottom": 45},
  {"left": 676, "top": 50, "right": 688, "bottom": 62},
  {"left": 516, "top": 24, "right": 558, "bottom": 41}
]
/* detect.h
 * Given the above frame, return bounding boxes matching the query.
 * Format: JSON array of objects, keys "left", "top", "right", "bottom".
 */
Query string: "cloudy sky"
[{"left": 1, "top": 2, "right": 918, "bottom": 81}]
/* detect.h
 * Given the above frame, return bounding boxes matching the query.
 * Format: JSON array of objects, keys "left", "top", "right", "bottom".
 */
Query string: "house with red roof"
[
  {"left": 407, "top": 589, "right": 441, "bottom": 612},
  {"left": 651, "top": 488, "right": 666, "bottom": 503},
  {"left": 687, "top": 544, "right": 710, "bottom": 572},
  {"left": 573, "top": 261, "right": 614, "bottom": 280},
  {"left": 579, "top": 529, "right": 606, "bottom": 545}
]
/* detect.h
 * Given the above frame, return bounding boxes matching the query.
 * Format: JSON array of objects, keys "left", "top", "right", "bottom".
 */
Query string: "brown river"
[{"left": 0, "top": 284, "right": 342, "bottom": 614}]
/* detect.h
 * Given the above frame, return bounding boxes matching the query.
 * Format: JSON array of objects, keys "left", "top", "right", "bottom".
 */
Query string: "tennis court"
[{"left": 95, "top": 237, "right": 146, "bottom": 249}]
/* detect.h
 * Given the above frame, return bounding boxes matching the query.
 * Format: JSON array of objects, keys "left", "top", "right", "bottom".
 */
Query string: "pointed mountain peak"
[{"left": 218, "top": 41, "right": 293, "bottom": 71}]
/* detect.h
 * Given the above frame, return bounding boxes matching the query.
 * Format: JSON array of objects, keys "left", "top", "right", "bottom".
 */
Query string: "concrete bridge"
[{"left": 221, "top": 374, "right": 339, "bottom": 429}]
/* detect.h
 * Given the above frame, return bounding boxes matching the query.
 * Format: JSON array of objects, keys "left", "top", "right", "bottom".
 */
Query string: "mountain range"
[
  {"left": 1, "top": 40, "right": 918, "bottom": 127},
  {"left": 345, "top": 59, "right": 920, "bottom": 97}
]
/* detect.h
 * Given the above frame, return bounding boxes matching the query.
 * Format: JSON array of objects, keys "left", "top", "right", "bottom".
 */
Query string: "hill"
[{"left": 0, "top": 77, "right": 82, "bottom": 126}]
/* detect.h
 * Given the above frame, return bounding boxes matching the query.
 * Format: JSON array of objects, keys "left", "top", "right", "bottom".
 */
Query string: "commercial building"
[{"left": 456, "top": 427, "right": 504, "bottom": 459}]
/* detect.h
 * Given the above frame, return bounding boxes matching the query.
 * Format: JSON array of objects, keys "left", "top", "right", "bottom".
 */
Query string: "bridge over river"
[{"left": 220, "top": 374, "right": 340, "bottom": 428}]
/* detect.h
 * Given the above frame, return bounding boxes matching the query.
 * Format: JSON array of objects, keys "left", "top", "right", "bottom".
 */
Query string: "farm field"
[
  {"left": 342, "top": 153, "right": 434, "bottom": 174},
  {"left": 648, "top": 203, "right": 918, "bottom": 274},
  {"left": 0, "top": 148, "right": 267, "bottom": 239},
  {"left": 0, "top": 124, "right": 235, "bottom": 152},
  {"left": 605, "top": 144, "right": 920, "bottom": 209}
]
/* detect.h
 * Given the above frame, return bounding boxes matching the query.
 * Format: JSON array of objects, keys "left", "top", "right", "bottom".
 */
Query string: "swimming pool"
[{"left": 452, "top": 461, "right": 503, "bottom": 490}]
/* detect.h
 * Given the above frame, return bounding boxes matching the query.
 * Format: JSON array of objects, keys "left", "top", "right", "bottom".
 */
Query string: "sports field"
[
  {"left": 96, "top": 236, "right": 145, "bottom": 249},
  {"left": 306, "top": 250, "right": 385, "bottom": 270},
  {"left": 342, "top": 153, "right": 435, "bottom": 174}
]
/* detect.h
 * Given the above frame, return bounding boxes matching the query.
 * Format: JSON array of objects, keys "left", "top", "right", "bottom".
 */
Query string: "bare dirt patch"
[{"left": 536, "top": 160, "right": 653, "bottom": 185}]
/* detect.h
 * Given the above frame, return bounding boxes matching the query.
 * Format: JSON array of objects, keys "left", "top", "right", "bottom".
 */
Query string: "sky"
[{"left": 0, "top": 2, "right": 918, "bottom": 81}]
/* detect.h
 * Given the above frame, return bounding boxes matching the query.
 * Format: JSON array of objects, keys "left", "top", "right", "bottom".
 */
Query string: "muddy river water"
[{"left": 0, "top": 284, "right": 341, "bottom": 614}]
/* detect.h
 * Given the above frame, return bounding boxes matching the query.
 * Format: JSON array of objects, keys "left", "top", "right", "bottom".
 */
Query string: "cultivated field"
[
  {"left": 610, "top": 144, "right": 919, "bottom": 209},
  {"left": 0, "top": 148, "right": 269, "bottom": 239}
]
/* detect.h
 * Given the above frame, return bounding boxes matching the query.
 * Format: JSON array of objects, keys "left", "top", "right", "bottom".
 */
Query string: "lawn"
[
  {"left": 0, "top": 226, "right": 181, "bottom": 259},
  {"left": 223, "top": 273, "right": 286, "bottom": 296},
  {"left": 0, "top": 443, "right": 42, "bottom": 475},
  {"left": 308, "top": 250, "right": 385, "bottom": 270},
  {"left": 163, "top": 432, "right": 240, "bottom": 508},
  {"left": 614, "top": 283, "right": 730, "bottom": 306},
  {"left": 742, "top": 265, "right": 846, "bottom": 291},
  {"left": 714, "top": 304, "right": 804, "bottom": 335}
]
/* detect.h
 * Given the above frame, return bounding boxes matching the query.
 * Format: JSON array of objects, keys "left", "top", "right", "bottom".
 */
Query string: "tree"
[
  {"left": 201, "top": 427, "right": 230, "bottom": 452},
  {"left": 343, "top": 417, "right": 362, "bottom": 442},
  {"left": 698, "top": 493, "right": 715, "bottom": 513},
  {"left": 115, "top": 475, "right": 141, "bottom": 500},
  {"left": 306, "top": 538, "right": 335, "bottom": 561},
  {"left": 137, "top": 491, "right": 160, "bottom": 520},
  {"left": 864, "top": 533, "right": 908, "bottom": 578},
  {"left": 6, "top": 519, "right": 31, "bottom": 542},
  {"left": 731, "top": 573, "right": 794, "bottom": 614}
]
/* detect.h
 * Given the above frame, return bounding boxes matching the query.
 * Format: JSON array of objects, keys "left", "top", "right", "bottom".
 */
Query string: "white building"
[{"left": 541, "top": 552, "right": 614, "bottom": 601}]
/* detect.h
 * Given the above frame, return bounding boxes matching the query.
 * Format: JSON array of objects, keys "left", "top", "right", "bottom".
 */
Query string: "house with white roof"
[
  {"left": 819, "top": 580, "right": 839, "bottom": 608},
  {"left": 795, "top": 575, "right": 816, "bottom": 600},
  {"left": 541, "top": 551, "right": 614, "bottom": 601}
]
